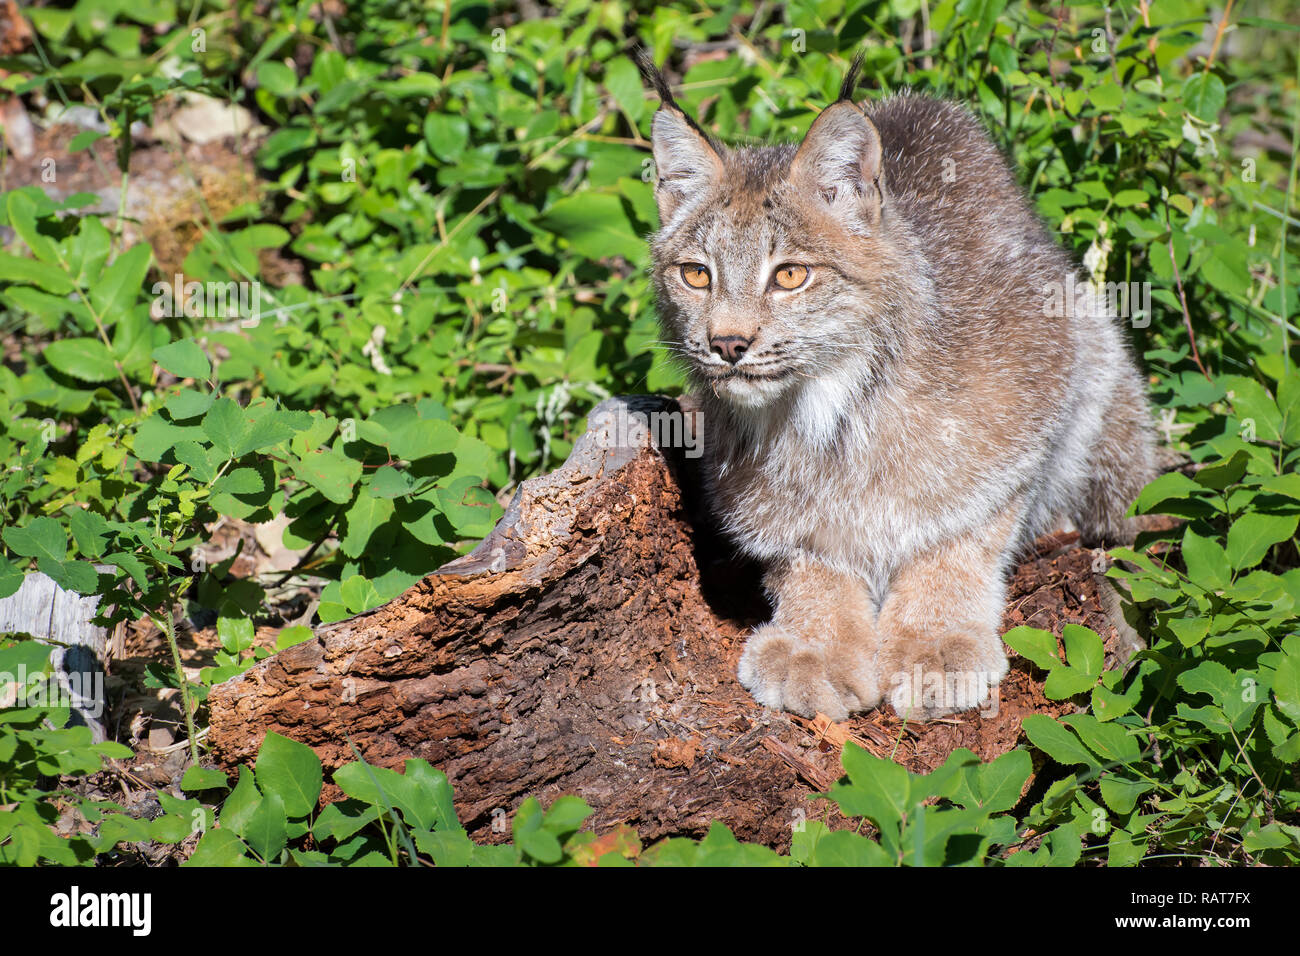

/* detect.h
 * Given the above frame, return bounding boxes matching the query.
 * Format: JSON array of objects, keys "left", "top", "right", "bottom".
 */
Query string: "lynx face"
[{"left": 649, "top": 104, "right": 909, "bottom": 410}]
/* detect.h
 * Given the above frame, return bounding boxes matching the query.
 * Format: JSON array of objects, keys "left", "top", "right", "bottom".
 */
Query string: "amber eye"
[
  {"left": 680, "top": 263, "right": 711, "bottom": 289},
  {"left": 772, "top": 264, "right": 810, "bottom": 290}
]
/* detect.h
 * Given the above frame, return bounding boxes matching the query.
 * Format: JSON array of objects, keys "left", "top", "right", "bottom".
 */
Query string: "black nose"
[{"left": 709, "top": 335, "right": 752, "bottom": 365}]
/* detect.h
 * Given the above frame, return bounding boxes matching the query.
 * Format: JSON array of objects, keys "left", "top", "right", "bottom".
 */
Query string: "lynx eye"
[
  {"left": 772, "top": 264, "right": 810, "bottom": 290},
  {"left": 680, "top": 263, "right": 711, "bottom": 289}
]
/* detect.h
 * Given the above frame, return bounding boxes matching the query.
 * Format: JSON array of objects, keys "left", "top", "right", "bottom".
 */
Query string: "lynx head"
[{"left": 640, "top": 53, "right": 912, "bottom": 411}]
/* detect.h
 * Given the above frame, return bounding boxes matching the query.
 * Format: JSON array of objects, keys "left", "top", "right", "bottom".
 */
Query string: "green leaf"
[
  {"left": 1182, "top": 73, "right": 1226, "bottom": 123},
  {"left": 164, "top": 388, "right": 215, "bottom": 420},
  {"left": 832, "top": 743, "right": 911, "bottom": 852},
  {"left": 1168, "top": 617, "right": 1211, "bottom": 648},
  {"left": 538, "top": 192, "right": 646, "bottom": 263},
  {"left": 1043, "top": 664, "right": 1099, "bottom": 700},
  {"left": 1061, "top": 714, "right": 1140, "bottom": 763},
  {"left": 185, "top": 828, "right": 254, "bottom": 866},
  {"left": 423, "top": 114, "right": 469, "bottom": 162},
  {"left": 1181, "top": 526, "right": 1231, "bottom": 591},
  {"left": 133, "top": 416, "right": 206, "bottom": 462},
  {"left": 3, "top": 516, "right": 67, "bottom": 563},
  {"left": 67, "top": 130, "right": 105, "bottom": 152},
  {"left": 275, "top": 625, "right": 314, "bottom": 651},
  {"left": 257, "top": 61, "right": 297, "bottom": 96},
  {"left": 203, "top": 398, "right": 247, "bottom": 459},
  {"left": 0, "top": 557, "right": 22, "bottom": 599},
  {"left": 1099, "top": 773, "right": 1153, "bottom": 815},
  {"left": 0, "top": 252, "right": 74, "bottom": 293},
  {"left": 290, "top": 447, "right": 361, "bottom": 504},
  {"left": 1270, "top": 636, "right": 1300, "bottom": 724},
  {"left": 1226, "top": 513, "right": 1298, "bottom": 570},
  {"left": 42, "top": 559, "right": 98, "bottom": 594},
  {"left": 254, "top": 731, "right": 323, "bottom": 818},
  {"left": 341, "top": 496, "right": 394, "bottom": 558},
  {"left": 219, "top": 766, "right": 262, "bottom": 837},
  {"left": 6, "top": 191, "right": 59, "bottom": 262},
  {"left": 358, "top": 405, "right": 458, "bottom": 460},
  {"left": 212, "top": 467, "right": 265, "bottom": 497},
  {"left": 542, "top": 796, "right": 593, "bottom": 836},
  {"left": 1133, "top": 470, "right": 1209, "bottom": 515},
  {"left": 1193, "top": 450, "right": 1249, "bottom": 490},
  {"left": 1002, "top": 626, "right": 1061, "bottom": 671},
  {"left": 217, "top": 615, "right": 255, "bottom": 654},
  {"left": 1178, "top": 660, "right": 1258, "bottom": 730},
  {"left": 89, "top": 242, "right": 151, "bottom": 321},
  {"left": 243, "top": 791, "right": 288, "bottom": 862},
  {"left": 963, "top": 749, "right": 1032, "bottom": 813},
  {"left": 1061, "top": 625, "right": 1104, "bottom": 678},
  {"left": 1021, "top": 715, "right": 1100, "bottom": 768},
  {"left": 181, "top": 766, "right": 230, "bottom": 792},
  {"left": 603, "top": 56, "right": 646, "bottom": 124},
  {"left": 44, "top": 338, "right": 117, "bottom": 382},
  {"left": 805, "top": 829, "right": 891, "bottom": 866},
  {"left": 153, "top": 339, "right": 212, "bottom": 381}
]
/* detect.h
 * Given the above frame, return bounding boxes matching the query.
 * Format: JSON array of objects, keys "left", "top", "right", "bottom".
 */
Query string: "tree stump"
[{"left": 207, "top": 395, "right": 1128, "bottom": 848}]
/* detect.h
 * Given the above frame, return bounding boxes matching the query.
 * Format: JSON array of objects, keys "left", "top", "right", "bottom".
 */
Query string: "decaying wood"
[{"left": 207, "top": 395, "right": 1129, "bottom": 848}]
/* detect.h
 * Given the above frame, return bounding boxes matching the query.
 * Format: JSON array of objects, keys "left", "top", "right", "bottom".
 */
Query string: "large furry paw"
[
  {"left": 737, "top": 623, "right": 879, "bottom": 721},
  {"left": 879, "top": 631, "right": 1009, "bottom": 720}
]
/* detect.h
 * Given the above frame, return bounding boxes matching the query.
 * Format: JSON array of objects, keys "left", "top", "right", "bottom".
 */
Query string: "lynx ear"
[
  {"left": 650, "top": 107, "right": 724, "bottom": 227},
  {"left": 789, "top": 101, "right": 884, "bottom": 230}
]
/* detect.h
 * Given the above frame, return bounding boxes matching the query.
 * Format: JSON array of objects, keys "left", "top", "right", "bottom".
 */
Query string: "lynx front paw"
[
  {"left": 737, "top": 624, "right": 879, "bottom": 721},
  {"left": 881, "top": 632, "right": 1009, "bottom": 720}
]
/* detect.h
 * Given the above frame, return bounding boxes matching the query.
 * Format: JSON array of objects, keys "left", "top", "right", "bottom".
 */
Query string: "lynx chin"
[{"left": 637, "top": 52, "right": 1155, "bottom": 721}]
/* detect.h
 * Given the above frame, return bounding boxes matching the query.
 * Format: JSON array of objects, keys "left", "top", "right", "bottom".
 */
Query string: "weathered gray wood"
[{"left": 0, "top": 571, "right": 107, "bottom": 742}]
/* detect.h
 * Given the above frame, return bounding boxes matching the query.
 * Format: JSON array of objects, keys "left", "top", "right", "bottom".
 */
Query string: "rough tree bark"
[{"left": 207, "top": 395, "right": 1132, "bottom": 848}]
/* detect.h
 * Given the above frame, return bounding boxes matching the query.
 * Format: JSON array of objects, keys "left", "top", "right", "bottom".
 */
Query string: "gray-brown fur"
[{"left": 640, "top": 55, "right": 1155, "bottom": 720}]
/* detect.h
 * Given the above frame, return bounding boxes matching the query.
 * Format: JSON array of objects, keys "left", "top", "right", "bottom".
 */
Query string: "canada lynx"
[{"left": 639, "top": 53, "right": 1156, "bottom": 720}]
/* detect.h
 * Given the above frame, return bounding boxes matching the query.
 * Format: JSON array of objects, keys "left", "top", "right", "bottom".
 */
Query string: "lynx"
[{"left": 638, "top": 53, "right": 1156, "bottom": 720}]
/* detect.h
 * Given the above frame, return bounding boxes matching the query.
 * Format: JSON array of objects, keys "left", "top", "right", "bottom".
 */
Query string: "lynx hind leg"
[
  {"left": 875, "top": 508, "right": 1021, "bottom": 720},
  {"left": 737, "top": 554, "right": 880, "bottom": 721},
  {"left": 1076, "top": 371, "right": 1157, "bottom": 548}
]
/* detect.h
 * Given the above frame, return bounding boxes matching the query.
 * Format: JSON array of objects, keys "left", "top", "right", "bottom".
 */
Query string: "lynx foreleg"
[{"left": 737, "top": 552, "right": 880, "bottom": 721}]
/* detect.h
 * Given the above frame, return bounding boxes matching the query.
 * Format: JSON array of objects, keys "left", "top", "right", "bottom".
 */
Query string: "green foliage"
[
  {"left": 1, "top": 0, "right": 1297, "bottom": 866},
  {"left": 0, "top": 638, "right": 154, "bottom": 865}
]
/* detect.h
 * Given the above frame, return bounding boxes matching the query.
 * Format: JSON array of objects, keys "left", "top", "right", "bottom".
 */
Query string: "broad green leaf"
[
  {"left": 181, "top": 766, "right": 230, "bottom": 791},
  {"left": 254, "top": 731, "right": 323, "bottom": 818},
  {"left": 1062, "top": 625, "right": 1104, "bottom": 678},
  {"left": 243, "top": 791, "right": 288, "bottom": 862},
  {"left": 1181, "top": 526, "right": 1230, "bottom": 590},
  {"left": 1021, "top": 715, "right": 1101, "bottom": 768},
  {"left": 1001, "top": 626, "right": 1060, "bottom": 671},
  {"left": 89, "top": 242, "right": 151, "bottom": 321},
  {"left": 44, "top": 338, "right": 117, "bottom": 382},
  {"left": 153, "top": 339, "right": 212, "bottom": 381},
  {"left": 2, "top": 516, "right": 67, "bottom": 563},
  {"left": 1226, "top": 513, "right": 1298, "bottom": 570},
  {"left": 1182, "top": 73, "right": 1226, "bottom": 123},
  {"left": 538, "top": 192, "right": 646, "bottom": 263}
]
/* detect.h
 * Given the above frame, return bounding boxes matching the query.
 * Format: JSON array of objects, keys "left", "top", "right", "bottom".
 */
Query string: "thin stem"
[{"left": 158, "top": 603, "right": 201, "bottom": 766}]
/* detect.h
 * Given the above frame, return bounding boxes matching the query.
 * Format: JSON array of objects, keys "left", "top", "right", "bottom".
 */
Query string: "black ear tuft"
[
  {"left": 631, "top": 46, "right": 721, "bottom": 152},
  {"left": 838, "top": 50, "right": 866, "bottom": 103},
  {"left": 633, "top": 46, "right": 677, "bottom": 110}
]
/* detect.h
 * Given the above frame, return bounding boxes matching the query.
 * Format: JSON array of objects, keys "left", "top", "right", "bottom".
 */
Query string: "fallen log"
[{"left": 207, "top": 394, "right": 1128, "bottom": 848}]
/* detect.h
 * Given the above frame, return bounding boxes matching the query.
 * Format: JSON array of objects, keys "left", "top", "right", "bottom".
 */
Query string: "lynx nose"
[{"left": 709, "top": 335, "right": 752, "bottom": 365}]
